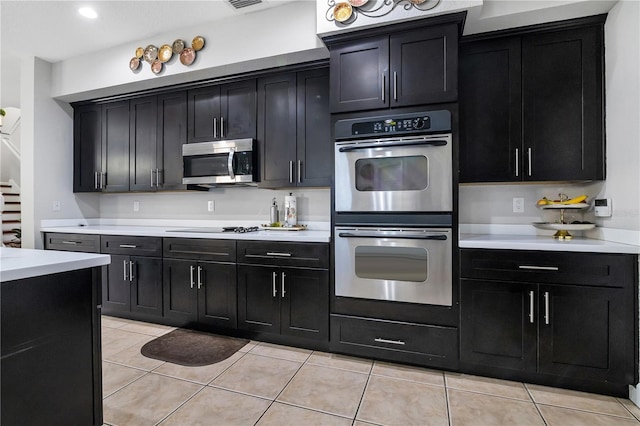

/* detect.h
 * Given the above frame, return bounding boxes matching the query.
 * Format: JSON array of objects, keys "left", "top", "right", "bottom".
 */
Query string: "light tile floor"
[{"left": 101, "top": 316, "right": 640, "bottom": 426}]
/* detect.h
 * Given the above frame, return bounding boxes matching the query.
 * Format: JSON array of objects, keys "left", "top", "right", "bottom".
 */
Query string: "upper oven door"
[{"left": 335, "top": 134, "right": 452, "bottom": 213}]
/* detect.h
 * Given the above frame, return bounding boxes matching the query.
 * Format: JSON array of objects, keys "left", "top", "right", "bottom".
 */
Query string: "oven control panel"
[{"left": 335, "top": 110, "right": 451, "bottom": 140}]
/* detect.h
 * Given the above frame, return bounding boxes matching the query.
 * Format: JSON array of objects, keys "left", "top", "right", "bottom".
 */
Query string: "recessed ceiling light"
[{"left": 78, "top": 7, "right": 98, "bottom": 19}]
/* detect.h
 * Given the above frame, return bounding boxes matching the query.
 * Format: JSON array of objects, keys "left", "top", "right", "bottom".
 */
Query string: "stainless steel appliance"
[
  {"left": 334, "top": 110, "right": 452, "bottom": 214},
  {"left": 335, "top": 227, "right": 452, "bottom": 306},
  {"left": 182, "top": 138, "right": 256, "bottom": 186}
]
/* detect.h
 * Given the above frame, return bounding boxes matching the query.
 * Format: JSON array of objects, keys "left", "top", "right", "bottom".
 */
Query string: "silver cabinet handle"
[
  {"left": 119, "top": 244, "right": 137, "bottom": 248},
  {"left": 528, "top": 290, "right": 534, "bottom": 324},
  {"left": 381, "top": 74, "right": 385, "bottom": 103},
  {"left": 197, "top": 265, "right": 203, "bottom": 289},
  {"left": 123, "top": 260, "right": 128, "bottom": 281},
  {"left": 289, "top": 161, "right": 293, "bottom": 184},
  {"left": 227, "top": 148, "right": 236, "bottom": 180},
  {"left": 527, "top": 147, "right": 532, "bottom": 177},
  {"left": 220, "top": 116, "right": 225, "bottom": 138},
  {"left": 151, "top": 169, "right": 155, "bottom": 187},
  {"left": 272, "top": 272, "right": 277, "bottom": 297},
  {"left": 515, "top": 148, "right": 519, "bottom": 177},
  {"left": 297, "top": 160, "right": 302, "bottom": 184},
  {"left": 266, "top": 252, "right": 292, "bottom": 257},
  {"left": 62, "top": 240, "right": 80, "bottom": 245},
  {"left": 94, "top": 171, "right": 99, "bottom": 190},
  {"left": 281, "top": 272, "right": 286, "bottom": 298},
  {"left": 101, "top": 172, "right": 106, "bottom": 189},
  {"left": 213, "top": 117, "right": 218, "bottom": 139},
  {"left": 129, "top": 261, "right": 135, "bottom": 282},
  {"left": 190, "top": 265, "right": 195, "bottom": 289},
  {"left": 374, "top": 338, "right": 405, "bottom": 346},
  {"left": 156, "top": 168, "right": 162, "bottom": 186},
  {"left": 544, "top": 291, "right": 550, "bottom": 325},
  {"left": 518, "top": 265, "right": 559, "bottom": 271},
  {"left": 393, "top": 71, "right": 398, "bottom": 101}
]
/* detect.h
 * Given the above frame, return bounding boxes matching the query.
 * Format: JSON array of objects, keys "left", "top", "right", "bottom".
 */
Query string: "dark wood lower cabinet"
[
  {"left": 238, "top": 264, "right": 329, "bottom": 341},
  {"left": 163, "top": 259, "right": 237, "bottom": 329}
]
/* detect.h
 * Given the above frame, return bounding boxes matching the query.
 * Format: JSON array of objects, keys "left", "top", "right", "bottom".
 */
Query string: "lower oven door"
[{"left": 335, "top": 227, "right": 452, "bottom": 306}]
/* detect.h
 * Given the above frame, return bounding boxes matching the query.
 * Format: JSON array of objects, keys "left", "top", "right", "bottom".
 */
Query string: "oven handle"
[
  {"left": 338, "top": 232, "right": 447, "bottom": 240},
  {"left": 338, "top": 139, "right": 447, "bottom": 152}
]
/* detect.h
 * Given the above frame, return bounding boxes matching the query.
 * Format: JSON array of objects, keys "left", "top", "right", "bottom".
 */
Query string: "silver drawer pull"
[
  {"left": 272, "top": 272, "right": 277, "bottom": 297},
  {"left": 119, "top": 244, "right": 138, "bottom": 248},
  {"left": 518, "top": 265, "right": 559, "bottom": 271},
  {"left": 528, "top": 290, "right": 535, "bottom": 324},
  {"left": 374, "top": 338, "right": 405, "bottom": 346},
  {"left": 266, "top": 252, "right": 292, "bottom": 257},
  {"left": 62, "top": 241, "right": 80, "bottom": 245}
]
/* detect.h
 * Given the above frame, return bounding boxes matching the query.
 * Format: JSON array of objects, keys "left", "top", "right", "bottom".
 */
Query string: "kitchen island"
[{"left": 0, "top": 247, "right": 110, "bottom": 426}]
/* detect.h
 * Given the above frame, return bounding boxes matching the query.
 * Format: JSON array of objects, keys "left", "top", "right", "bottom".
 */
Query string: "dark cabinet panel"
[
  {"left": 330, "top": 36, "right": 389, "bottom": 113},
  {"left": 522, "top": 26, "right": 604, "bottom": 181},
  {"left": 44, "top": 233, "right": 100, "bottom": 253},
  {"left": 129, "top": 96, "right": 158, "bottom": 191},
  {"left": 258, "top": 73, "right": 297, "bottom": 188},
  {"left": 102, "top": 100, "right": 130, "bottom": 192},
  {"left": 237, "top": 264, "right": 281, "bottom": 334},
  {"left": 460, "top": 279, "right": 536, "bottom": 371},
  {"left": 237, "top": 240, "right": 329, "bottom": 269},
  {"left": 157, "top": 91, "right": 187, "bottom": 191},
  {"left": 73, "top": 104, "right": 102, "bottom": 192},
  {"left": 163, "top": 259, "right": 198, "bottom": 324},
  {"left": 459, "top": 37, "right": 522, "bottom": 182},
  {"left": 220, "top": 79, "right": 257, "bottom": 140},
  {"left": 296, "top": 68, "right": 331, "bottom": 187},
  {"left": 163, "top": 238, "right": 236, "bottom": 262},
  {"left": 281, "top": 268, "right": 329, "bottom": 340},
  {"left": 198, "top": 262, "right": 237, "bottom": 329},
  {"left": 131, "top": 256, "right": 163, "bottom": 317},
  {"left": 103, "top": 254, "right": 131, "bottom": 313},
  {"left": 188, "top": 86, "right": 220, "bottom": 143},
  {"left": 390, "top": 24, "right": 458, "bottom": 106}
]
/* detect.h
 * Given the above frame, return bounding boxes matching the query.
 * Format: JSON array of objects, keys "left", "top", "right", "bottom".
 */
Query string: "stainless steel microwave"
[{"left": 182, "top": 139, "right": 257, "bottom": 186}]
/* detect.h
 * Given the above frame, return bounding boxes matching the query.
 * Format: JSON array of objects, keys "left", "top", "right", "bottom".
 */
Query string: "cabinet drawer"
[
  {"left": 101, "top": 235, "right": 162, "bottom": 256},
  {"left": 44, "top": 233, "right": 100, "bottom": 253},
  {"left": 461, "top": 249, "right": 635, "bottom": 288},
  {"left": 163, "top": 238, "right": 236, "bottom": 262},
  {"left": 330, "top": 314, "right": 458, "bottom": 370},
  {"left": 237, "top": 241, "right": 329, "bottom": 269}
]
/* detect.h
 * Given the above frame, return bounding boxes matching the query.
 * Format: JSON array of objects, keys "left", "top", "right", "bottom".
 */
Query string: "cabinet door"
[
  {"left": 187, "top": 86, "right": 221, "bottom": 143},
  {"left": 129, "top": 96, "right": 158, "bottom": 191},
  {"left": 459, "top": 37, "right": 522, "bottom": 183},
  {"left": 330, "top": 35, "right": 389, "bottom": 113},
  {"left": 522, "top": 26, "right": 604, "bottom": 181},
  {"left": 237, "top": 265, "right": 280, "bottom": 333},
  {"left": 130, "top": 256, "right": 163, "bottom": 318},
  {"left": 102, "top": 254, "right": 131, "bottom": 313},
  {"left": 538, "top": 285, "right": 630, "bottom": 382},
  {"left": 73, "top": 104, "right": 102, "bottom": 192},
  {"left": 257, "top": 73, "right": 297, "bottom": 188},
  {"left": 280, "top": 268, "right": 329, "bottom": 341},
  {"left": 157, "top": 91, "right": 187, "bottom": 191},
  {"left": 163, "top": 259, "right": 198, "bottom": 325},
  {"left": 296, "top": 68, "right": 331, "bottom": 187},
  {"left": 390, "top": 24, "right": 458, "bottom": 107},
  {"left": 197, "top": 262, "right": 237, "bottom": 329},
  {"left": 220, "top": 79, "right": 257, "bottom": 140},
  {"left": 102, "top": 100, "right": 130, "bottom": 192},
  {"left": 460, "top": 279, "right": 537, "bottom": 372}
]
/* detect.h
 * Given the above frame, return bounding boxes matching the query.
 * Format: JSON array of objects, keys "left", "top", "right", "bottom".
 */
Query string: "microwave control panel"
[{"left": 335, "top": 110, "right": 452, "bottom": 140}]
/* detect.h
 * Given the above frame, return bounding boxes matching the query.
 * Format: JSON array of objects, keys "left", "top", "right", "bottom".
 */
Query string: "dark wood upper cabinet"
[
  {"left": 329, "top": 23, "right": 458, "bottom": 113},
  {"left": 459, "top": 20, "right": 605, "bottom": 183},
  {"left": 129, "top": 96, "right": 158, "bottom": 192},
  {"left": 157, "top": 91, "right": 187, "bottom": 191},
  {"left": 73, "top": 104, "right": 102, "bottom": 192},
  {"left": 187, "top": 79, "right": 256, "bottom": 143},
  {"left": 102, "top": 100, "right": 130, "bottom": 192}
]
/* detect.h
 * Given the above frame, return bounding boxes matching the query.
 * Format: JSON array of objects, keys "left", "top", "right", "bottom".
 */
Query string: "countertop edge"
[
  {"left": 1, "top": 248, "right": 111, "bottom": 282},
  {"left": 459, "top": 234, "right": 640, "bottom": 254}
]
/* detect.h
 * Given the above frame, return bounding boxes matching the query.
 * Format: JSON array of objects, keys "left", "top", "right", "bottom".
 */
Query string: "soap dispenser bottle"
[{"left": 270, "top": 198, "right": 279, "bottom": 225}]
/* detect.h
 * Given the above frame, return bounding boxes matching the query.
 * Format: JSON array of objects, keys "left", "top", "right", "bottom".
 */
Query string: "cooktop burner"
[
  {"left": 167, "top": 226, "right": 260, "bottom": 234},
  {"left": 225, "top": 226, "right": 259, "bottom": 233}
]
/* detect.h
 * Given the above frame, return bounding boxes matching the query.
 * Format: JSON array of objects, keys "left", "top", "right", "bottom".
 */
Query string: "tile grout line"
[
  {"left": 524, "top": 384, "right": 549, "bottom": 426},
  {"left": 618, "top": 398, "right": 640, "bottom": 422},
  {"left": 152, "top": 384, "right": 208, "bottom": 426},
  {"left": 444, "top": 373, "right": 452, "bottom": 426}
]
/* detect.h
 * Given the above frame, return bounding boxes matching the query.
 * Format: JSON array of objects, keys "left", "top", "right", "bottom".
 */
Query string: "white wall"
[
  {"left": 22, "top": 57, "right": 100, "bottom": 249},
  {"left": 52, "top": 1, "right": 327, "bottom": 103}
]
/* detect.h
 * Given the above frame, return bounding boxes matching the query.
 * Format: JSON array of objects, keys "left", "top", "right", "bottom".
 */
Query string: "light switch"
[
  {"left": 207, "top": 200, "right": 215, "bottom": 212},
  {"left": 133, "top": 201, "right": 140, "bottom": 212}
]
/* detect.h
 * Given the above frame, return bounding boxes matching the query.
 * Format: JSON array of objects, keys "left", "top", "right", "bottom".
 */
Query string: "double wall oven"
[{"left": 333, "top": 110, "right": 456, "bottom": 322}]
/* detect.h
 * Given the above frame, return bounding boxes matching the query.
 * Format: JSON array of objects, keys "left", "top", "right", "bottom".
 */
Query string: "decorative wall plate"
[
  {"left": 129, "top": 57, "right": 140, "bottom": 71},
  {"left": 192, "top": 36, "right": 205, "bottom": 51},
  {"left": 348, "top": 0, "right": 368, "bottom": 6},
  {"left": 172, "top": 39, "right": 185, "bottom": 54},
  {"left": 151, "top": 59, "right": 163, "bottom": 74},
  {"left": 180, "top": 47, "right": 196, "bottom": 65},
  {"left": 333, "top": 2, "right": 353, "bottom": 22},
  {"left": 158, "top": 44, "right": 173, "bottom": 62},
  {"left": 143, "top": 45, "right": 158, "bottom": 63},
  {"left": 135, "top": 47, "right": 144, "bottom": 59}
]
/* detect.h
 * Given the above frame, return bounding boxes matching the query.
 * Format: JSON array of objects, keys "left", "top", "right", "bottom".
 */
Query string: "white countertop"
[
  {"left": 0, "top": 247, "right": 111, "bottom": 282},
  {"left": 40, "top": 225, "right": 331, "bottom": 243}
]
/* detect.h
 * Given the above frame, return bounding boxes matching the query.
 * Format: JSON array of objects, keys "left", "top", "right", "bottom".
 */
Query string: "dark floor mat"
[{"left": 140, "top": 329, "right": 249, "bottom": 367}]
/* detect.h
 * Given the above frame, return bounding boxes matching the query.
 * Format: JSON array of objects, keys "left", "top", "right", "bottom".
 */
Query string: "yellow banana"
[{"left": 561, "top": 195, "right": 588, "bottom": 205}]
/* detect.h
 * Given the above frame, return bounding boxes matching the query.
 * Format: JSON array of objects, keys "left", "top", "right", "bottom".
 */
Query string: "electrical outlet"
[
  {"left": 207, "top": 200, "right": 215, "bottom": 212},
  {"left": 133, "top": 201, "right": 140, "bottom": 212},
  {"left": 513, "top": 197, "right": 525, "bottom": 213},
  {"left": 52, "top": 201, "right": 61, "bottom": 211}
]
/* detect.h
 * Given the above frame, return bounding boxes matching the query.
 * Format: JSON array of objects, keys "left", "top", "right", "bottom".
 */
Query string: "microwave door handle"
[
  {"left": 338, "top": 140, "right": 448, "bottom": 152},
  {"left": 338, "top": 232, "right": 447, "bottom": 240},
  {"left": 227, "top": 149, "right": 235, "bottom": 180}
]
